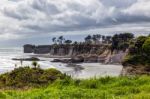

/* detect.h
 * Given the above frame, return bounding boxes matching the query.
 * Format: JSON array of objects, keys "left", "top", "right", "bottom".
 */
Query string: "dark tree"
[
  {"left": 52, "top": 37, "right": 57, "bottom": 44},
  {"left": 64, "top": 40, "right": 72, "bottom": 45},
  {"left": 106, "top": 36, "right": 112, "bottom": 44},
  {"left": 85, "top": 35, "right": 92, "bottom": 44},
  {"left": 111, "top": 33, "right": 134, "bottom": 51},
  {"left": 92, "top": 35, "right": 97, "bottom": 44},
  {"left": 58, "top": 36, "right": 65, "bottom": 44}
]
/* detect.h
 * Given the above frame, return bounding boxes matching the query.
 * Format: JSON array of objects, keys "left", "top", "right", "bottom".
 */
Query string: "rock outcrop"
[
  {"left": 24, "top": 44, "right": 35, "bottom": 53},
  {"left": 24, "top": 44, "right": 109, "bottom": 56},
  {"left": 51, "top": 56, "right": 84, "bottom": 63},
  {"left": 24, "top": 44, "right": 126, "bottom": 64},
  {"left": 12, "top": 57, "right": 40, "bottom": 61}
]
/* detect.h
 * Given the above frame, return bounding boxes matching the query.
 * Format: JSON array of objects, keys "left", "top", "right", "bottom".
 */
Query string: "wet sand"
[{"left": 65, "top": 63, "right": 123, "bottom": 79}]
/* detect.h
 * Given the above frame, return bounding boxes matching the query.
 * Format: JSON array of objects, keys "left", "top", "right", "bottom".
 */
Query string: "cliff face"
[
  {"left": 23, "top": 44, "right": 109, "bottom": 56},
  {"left": 24, "top": 44, "right": 35, "bottom": 53},
  {"left": 24, "top": 44, "right": 126, "bottom": 64}
]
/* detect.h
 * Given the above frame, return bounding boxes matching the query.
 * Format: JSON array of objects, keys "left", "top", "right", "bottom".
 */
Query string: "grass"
[{"left": 1, "top": 76, "right": 150, "bottom": 99}]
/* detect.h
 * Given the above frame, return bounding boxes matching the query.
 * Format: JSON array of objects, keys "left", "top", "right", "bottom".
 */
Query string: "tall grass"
[{"left": 1, "top": 75, "right": 150, "bottom": 99}]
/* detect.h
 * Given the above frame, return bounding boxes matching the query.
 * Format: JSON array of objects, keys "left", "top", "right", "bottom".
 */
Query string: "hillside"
[
  {"left": 24, "top": 33, "right": 134, "bottom": 64},
  {"left": 122, "top": 36, "right": 150, "bottom": 75},
  {"left": 0, "top": 66, "right": 149, "bottom": 99},
  {"left": 1, "top": 74, "right": 150, "bottom": 99}
]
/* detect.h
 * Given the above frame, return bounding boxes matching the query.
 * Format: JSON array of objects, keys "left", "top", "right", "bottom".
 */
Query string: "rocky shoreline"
[
  {"left": 121, "top": 64, "right": 150, "bottom": 76},
  {"left": 12, "top": 50, "right": 126, "bottom": 65},
  {"left": 12, "top": 57, "right": 41, "bottom": 61},
  {"left": 51, "top": 50, "right": 126, "bottom": 64}
]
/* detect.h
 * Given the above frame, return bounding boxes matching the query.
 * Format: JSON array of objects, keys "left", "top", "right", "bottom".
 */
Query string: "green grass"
[{"left": 1, "top": 76, "right": 150, "bottom": 99}]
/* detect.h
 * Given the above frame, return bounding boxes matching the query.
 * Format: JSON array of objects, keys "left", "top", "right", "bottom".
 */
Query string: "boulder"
[
  {"left": 84, "top": 55, "right": 98, "bottom": 62},
  {"left": 51, "top": 56, "right": 84, "bottom": 63},
  {"left": 12, "top": 57, "right": 40, "bottom": 61}
]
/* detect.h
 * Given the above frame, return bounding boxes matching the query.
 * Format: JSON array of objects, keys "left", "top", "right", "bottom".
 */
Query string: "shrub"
[
  {"left": 0, "top": 67, "right": 66, "bottom": 88},
  {"left": 142, "top": 37, "right": 150, "bottom": 56},
  {"left": 122, "top": 55, "right": 148, "bottom": 66},
  {"left": 32, "top": 61, "right": 38, "bottom": 68}
]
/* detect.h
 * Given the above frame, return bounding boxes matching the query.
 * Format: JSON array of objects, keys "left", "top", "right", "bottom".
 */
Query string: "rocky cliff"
[
  {"left": 24, "top": 44, "right": 109, "bottom": 56},
  {"left": 24, "top": 44, "right": 126, "bottom": 64}
]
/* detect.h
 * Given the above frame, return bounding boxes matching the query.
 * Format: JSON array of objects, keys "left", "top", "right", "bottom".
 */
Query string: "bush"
[
  {"left": 135, "top": 36, "right": 148, "bottom": 49},
  {"left": 122, "top": 55, "right": 148, "bottom": 66},
  {"left": 142, "top": 37, "right": 150, "bottom": 56},
  {"left": 0, "top": 67, "right": 66, "bottom": 88},
  {"left": 123, "top": 36, "right": 150, "bottom": 66}
]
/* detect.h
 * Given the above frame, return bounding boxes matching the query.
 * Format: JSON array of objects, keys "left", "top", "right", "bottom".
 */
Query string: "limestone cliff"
[
  {"left": 24, "top": 44, "right": 126, "bottom": 64},
  {"left": 24, "top": 44, "right": 109, "bottom": 56}
]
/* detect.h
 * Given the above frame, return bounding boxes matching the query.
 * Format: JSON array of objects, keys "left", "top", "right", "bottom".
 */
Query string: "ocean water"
[
  {"left": 0, "top": 47, "right": 24, "bottom": 73},
  {"left": 0, "top": 47, "right": 71, "bottom": 74},
  {"left": 0, "top": 47, "right": 123, "bottom": 79}
]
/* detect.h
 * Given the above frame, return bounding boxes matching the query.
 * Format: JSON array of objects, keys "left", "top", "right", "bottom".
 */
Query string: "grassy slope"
[{"left": 1, "top": 76, "right": 150, "bottom": 99}]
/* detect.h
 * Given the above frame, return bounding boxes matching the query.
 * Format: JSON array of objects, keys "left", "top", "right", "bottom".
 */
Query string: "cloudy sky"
[{"left": 0, "top": 0, "right": 150, "bottom": 47}]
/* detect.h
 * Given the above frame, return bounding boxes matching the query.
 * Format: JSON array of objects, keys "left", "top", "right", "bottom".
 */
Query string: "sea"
[{"left": 0, "top": 47, "right": 123, "bottom": 79}]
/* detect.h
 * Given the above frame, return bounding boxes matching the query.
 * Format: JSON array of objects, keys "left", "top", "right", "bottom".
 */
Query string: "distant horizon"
[{"left": 0, "top": 32, "right": 149, "bottom": 47}]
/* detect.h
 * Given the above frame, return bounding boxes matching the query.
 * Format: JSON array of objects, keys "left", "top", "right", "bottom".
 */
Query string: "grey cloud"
[
  {"left": 31, "top": 0, "right": 60, "bottom": 15},
  {"left": 3, "top": 8, "right": 29, "bottom": 20},
  {"left": 100, "top": 0, "right": 137, "bottom": 8},
  {"left": 0, "top": 0, "right": 150, "bottom": 41}
]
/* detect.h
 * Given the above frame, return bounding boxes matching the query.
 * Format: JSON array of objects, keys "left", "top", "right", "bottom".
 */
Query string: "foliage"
[
  {"left": 123, "top": 36, "right": 150, "bottom": 66},
  {"left": 122, "top": 54, "right": 149, "bottom": 66},
  {"left": 64, "top": 40, "right": 72, "bottom": 45},
  {"left": 84, "top": 34, "right": 112, "bottom": 44},
  {"left": 32, "top": 61, "right": 38, "bottom": 68},
  {"left": 142, "top": 37, "right": 150, "bottom": 55},
  {"left": 84, "top": 35, "right": 92, "bottom": 44},
  {"left": 0, "top": 67, "right": 66, "bottom": 88},
  {"left": 52, "top": 37, "right": 57, "bottom": 44},
  {"left": 111, "top": 33, "right": 134, "bottom": 51},
  {"left": 1, "top": 76, "right": 150, "bottom": 98}
]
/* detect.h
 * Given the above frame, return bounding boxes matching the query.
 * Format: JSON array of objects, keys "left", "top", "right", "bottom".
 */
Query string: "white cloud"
[
  {"left": 123, "top": 0, "right": 150, "bottom": 16},
  {"left": 0, "top": 33, "right": 20, "bottom": 41},
  {"left": 0, "top": 0, "right": 149, "bottom": 44}
]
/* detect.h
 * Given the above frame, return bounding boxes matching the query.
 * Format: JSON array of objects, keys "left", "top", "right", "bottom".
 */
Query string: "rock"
[
  {"left": 97, "top": 56, "right": 106, "bottom": 63},
  {"left": 66, "top": 63, "right": 84, "bottom": 71},
  {"left": 12, "top": 57, "right": 40, "bottom": 61},
  {"left": 71, "top": 56, "right": 84, "bottom": 63},
  {"left": 84, "top": 55, "right": 98, "bottom": 63},
  {"left": 24, "top": 44, "right": 35, "bottom": 53},
  {"left": 51, "top": 59, "right": 62, "bottom": 62},
  {"left": 51, "top": 56, "right": 84, "bottom": 63},
  {"left": 51, "top": 59, "right": 69, "bottom": 63},
  {"left": 34, "top": 45, "right": 51, "bottom": 54}
]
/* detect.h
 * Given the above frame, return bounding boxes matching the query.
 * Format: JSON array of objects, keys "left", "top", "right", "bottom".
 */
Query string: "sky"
[{"left": 0, "top": 0, "right": 150, "bottom": 47}]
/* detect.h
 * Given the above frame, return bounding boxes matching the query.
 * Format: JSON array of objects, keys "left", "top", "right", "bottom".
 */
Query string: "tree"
[
  {"left": 97, "top": 34, "right": 101, "bottom": 40},
  {"left": 106, "top": 36, "right": 112, "bottom": 44},
  {"left": 84, "top": 35, "right": 92, "bottom": 44},
  {"left": 142, "top": 37, "right": 150, "bottom": 55},
  {"left": 111, "top": 34, "right": 119, "bottom": 50},
  {"left": 32, "top": 61, "right": 38, "bottom": 68},
  {"left": 136, "top": 36, "right": 147, "bottom": 47},
  {"left": 73, "top": 41, "right": 78, "bottom": 45},
  {"left": 65, "top": 40, "right": 72, "bottom": 45},
  {"left": 119, "top": 33, "right": 134, "bottom": 42},
  {"left": 102, "top": 35, "right": 105, "bottom": 43},
  {"left": 92, "top": 35, "right": 97, "bottom": 44},
  {"left": 52, "top": 37, "right": 57, "bottom": 44},
  {"left": 58, "top": 36, "right": 65, "bottom": 44}
]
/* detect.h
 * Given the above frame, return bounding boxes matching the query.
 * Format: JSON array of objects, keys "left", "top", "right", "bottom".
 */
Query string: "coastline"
[
  {"left": 29, "top": 54, "right": 71, "bottom": 58},
  {"left": 0, "top": 47, "right": 123, "bottom": 78}
]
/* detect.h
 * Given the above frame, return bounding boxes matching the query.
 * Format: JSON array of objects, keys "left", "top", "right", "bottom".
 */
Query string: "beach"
[{"left": 0, "top": 47, "right": 123, "bottom": 79}]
